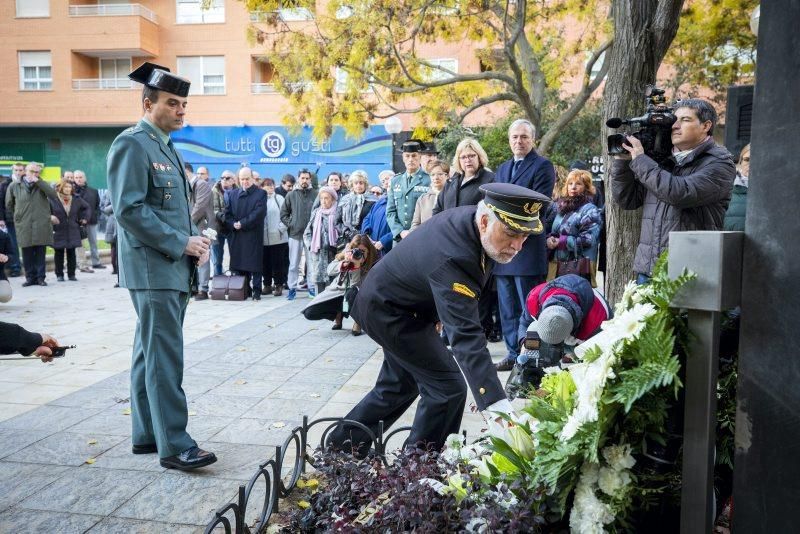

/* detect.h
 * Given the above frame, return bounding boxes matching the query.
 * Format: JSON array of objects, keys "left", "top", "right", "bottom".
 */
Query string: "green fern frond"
[{"left": 610, "top": 357, "right": 681, "bottom": 412}]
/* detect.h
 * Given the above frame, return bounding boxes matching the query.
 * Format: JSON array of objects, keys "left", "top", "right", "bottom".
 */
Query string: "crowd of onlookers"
[{"left": 2, "top": 101, "right": 750, "bottom": 367}]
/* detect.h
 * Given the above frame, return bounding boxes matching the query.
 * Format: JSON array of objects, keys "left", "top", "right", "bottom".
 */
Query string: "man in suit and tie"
[
  {"left": 492, "top": 119, "right": 556, "bottom": 371},
  {"left": 385, "top": 139, "right": 430, "bottom": 241},
  {"left": 107, "top": 62, "right": 217, "bottom": 470},
  {"left": 187, "top": 164, "right": 216, "bottom": 300}
]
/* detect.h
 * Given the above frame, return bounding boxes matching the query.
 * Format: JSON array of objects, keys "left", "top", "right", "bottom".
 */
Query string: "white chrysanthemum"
[
  {"left": 615, "top": 280, "right": 638, "bottom": 314},
  {"left": 459, "top": 442, "right": 487, "bottom": 461},
  {"left": 598, "top": 466, "right": 625, "bottom": 496},
  {"left": 574, "top": 328, "right": 624, "bottom": 360},
  {"left": 606, "top": 302, "right": 656, "bottom": 341},
  {"left": 561, "top": 353, "right": 616, "bottom": 440},
  {"left": 570, "top": 463, "right": 614, "bottom": 534},
  {"left": 602, "top": 444, "right": 636, "bottom": 471}
]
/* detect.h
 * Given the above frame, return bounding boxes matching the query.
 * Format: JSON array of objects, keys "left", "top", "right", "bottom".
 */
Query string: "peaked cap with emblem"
[
  {"left": 419, "top": 142, "right": 439, "bottom": 155},
  {"left": 129, "top": 62, "right": 191, "bottom": 98},
  {"left": 479, "top": 183, "right": 550, "bottom": 234}
]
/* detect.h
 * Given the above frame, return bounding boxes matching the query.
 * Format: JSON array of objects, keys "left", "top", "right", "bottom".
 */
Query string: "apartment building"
[{"left": 0, "top": 0, "right": 483, "bottom": 185}]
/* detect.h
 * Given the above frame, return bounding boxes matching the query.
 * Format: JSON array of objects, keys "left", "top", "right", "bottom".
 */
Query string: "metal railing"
[
  {"left": 68, "top": 3, "right": 158, "bottom": 23},
  {"left": 204, "top": 416, "right": 411, "bottom": 534},
  {"left": 250, "top": 83, "right": 278, "bottom": 94},
  {"left": 72, "top": 78, "right": 137, "bottom": 90}
]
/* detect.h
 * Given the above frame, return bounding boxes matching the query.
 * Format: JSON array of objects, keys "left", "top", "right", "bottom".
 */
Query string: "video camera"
[
  {"left": 504, "top": 330, "right": 568, "bottom": 400},
  {"left": 607, "top": 85, "right": 676, "bottom": 163}
]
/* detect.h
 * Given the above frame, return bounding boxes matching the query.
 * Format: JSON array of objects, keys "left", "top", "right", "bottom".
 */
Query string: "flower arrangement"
[{"left": 274, "top": 255, "right": 694, "bottom": 532}]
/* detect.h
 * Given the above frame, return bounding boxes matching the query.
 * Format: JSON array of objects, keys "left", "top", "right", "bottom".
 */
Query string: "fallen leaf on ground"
[
  {"left": 309, "top": 393, "right": 321, "bottom": 398},
  {"left": 87, "top": 439, "right": 98, "bottom": 445},
  {"left": 325, "top": 358, "right": 333, "bottom": 363},
  {"left": 272, "top": 421, "right": 286, "bottom": 428},
  {"left": 85, "top": 458, "right": 96, "bottom": 464},
  {"left": 234, "top": 379, "right": 247, "bottom": 385},
  {"left": 188, "top": 411, "right": 197, "bottom": 416},
  {"left": 122, "top": 408, "right": 131, "bottom": 415},
  {"left": 237, "top": 347, "right": 248, "bottom": 352}
]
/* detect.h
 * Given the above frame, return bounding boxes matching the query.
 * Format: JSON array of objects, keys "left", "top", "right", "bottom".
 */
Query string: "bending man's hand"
[
  {"left": 184, "top": 236, "right": 211, "bottom": 258},
  {"left": 35, "top": 334, "right": 60, "bottom": 363}
]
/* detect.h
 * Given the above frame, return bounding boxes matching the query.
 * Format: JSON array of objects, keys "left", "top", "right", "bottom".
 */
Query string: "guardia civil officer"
[
  {"left": 385, "top": 139, "right": 430, "bottom": 241},
  {"left": 107, "top": 62, "right": 216, "bottom": 470},
  {"left": 329, "top": 183, "right": 551, "bottom": 454}
]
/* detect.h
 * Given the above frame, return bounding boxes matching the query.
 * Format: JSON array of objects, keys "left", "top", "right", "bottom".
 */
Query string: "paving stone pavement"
[{"left": 0, "top": 266, "right": 511, "bottom": 533}]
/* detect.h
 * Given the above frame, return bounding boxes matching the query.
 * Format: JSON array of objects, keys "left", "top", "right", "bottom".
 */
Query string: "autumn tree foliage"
[{"left": 243, "top": 0, "right": 611, "bottom": 153}]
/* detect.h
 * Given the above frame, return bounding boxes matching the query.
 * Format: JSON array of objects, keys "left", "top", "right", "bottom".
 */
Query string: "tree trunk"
[{"left": 602, "top": 0, "right": 684, "bottom": 304}]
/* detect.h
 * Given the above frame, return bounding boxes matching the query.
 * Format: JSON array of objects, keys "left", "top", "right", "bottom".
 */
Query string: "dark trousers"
[
  {"left": 53, "top": 248, "right": 77, "bottom": 278},
  {"left": 261, "top": 243, "right": 289, "bottom": 287},
  {"left": 21, "top": 245, "right": 46, "bottom": 282},
  {"left": 478, "top": 276, "right": 500, "bottom": 334},
  {"left": 496, "top": 274, "right": 545, "bottom": 360},
  {"left": 212, "top": 234, "right": 228, "bottom": 276},
  {"left": 330, "top": 304, "right": 467, "bottom": 455},
  {"left": 110, "top": 241, "right": 118, "bottom": 274},
  {"left": 237, "top": 271, "right": 262, "bottom": 296},
  {"left": 4, "top": 222, "right": 21, "bottom": 273},
  {"left": 129, "top": 289, "right": 195, "bottom": 458}
]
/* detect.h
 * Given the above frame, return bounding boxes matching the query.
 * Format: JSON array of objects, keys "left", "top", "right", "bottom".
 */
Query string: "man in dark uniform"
[
  {"left": 330, "top": 183, "right": 550, "bottom": 454},
  {"left": 419, "top": 142, "right": 440, "bottom": 174},
  {"left": 385, "top": 139, "right": 430, "bottom": 241},
  {"left": 107, "top": 62, "right": 216, "bottom": 470}
]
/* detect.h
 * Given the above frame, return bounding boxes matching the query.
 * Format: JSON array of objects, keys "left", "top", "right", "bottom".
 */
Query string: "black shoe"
[
  {"left": 68, "top": 276, "right": 78, "bottom": 282},
  {"left": 495, "top": 359, "right": 516, "bottom": 372},
  {"left": 113, "top": 283, "right": 120, "bottom": 288},
  {"left": 9, "top": 271, "right": 22, "bottom": 278},
  {"left": 38, "top": 280, "right": 47, "bottom": 286},
  {"left": 488, "top": 330, "right": 503, "bottom": 343},
  {"left": 253, "top": 293, "right": 261, "bottom": 301},
  {"left": 92, "top": 264, "right": 107, "bottom": 269},
  {"left": 56, "top": 275, "right": 65, "bottom": 282},
  {"left": 22, "top": 280, "right": 35, "bottom": 287},
  {"left": 194, "top": 291, "right": 208, "bottom": 301},
  {"left": 331, "top": 323, "right": 342, "bottom": 331},
  {"left": 160, "top": 446, "right": 217, "bottom": 471},
  {"left": 132, "top": 443, "right": 158, "bottom": 455},
  {"left": 351, "top": 328, "right": 363, "bottom": 337}
]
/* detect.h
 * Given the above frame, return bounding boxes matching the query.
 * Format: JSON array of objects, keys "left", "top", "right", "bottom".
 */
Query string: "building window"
[
  {"left": 176, "top": 0, "right": 224, "bottom": 24},
  {"left": 100, "top": 58, "right": 133, "bottom": 89},
  {"left": 279, "top": 0, "right": 314, "bottom": 21},
  {"left": 16, "top": 0, "right": 49, "bottom": 18},
  {"left": 423, "top": 58, "right": 458, "bottom": 82},
  {"left": 19, "top": 51, "right": 52, "bottom": 91},
  {"left": 177, "top": 56, "right": 225, "bottom": 95}
]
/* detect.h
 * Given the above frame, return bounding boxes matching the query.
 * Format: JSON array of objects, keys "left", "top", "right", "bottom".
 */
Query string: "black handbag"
[{"left": 79, "top": 225, "right": 88, "bottom": 240}]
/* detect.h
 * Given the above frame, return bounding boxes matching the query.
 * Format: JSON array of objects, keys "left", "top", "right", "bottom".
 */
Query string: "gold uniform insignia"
[{"left": 452, "top": 283, "right": 476, "bottom": 299}]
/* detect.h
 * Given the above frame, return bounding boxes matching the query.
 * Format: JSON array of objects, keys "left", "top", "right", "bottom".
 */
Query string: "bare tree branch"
[{"left": 457, "top": 92, "right": 522, "bottom": 122}]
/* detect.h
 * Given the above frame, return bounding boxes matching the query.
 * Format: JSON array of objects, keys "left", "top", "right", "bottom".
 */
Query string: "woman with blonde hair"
[
  {"left": 49, "top": 180, "right": 90, "bottom": 282},
  {"left": 544, "top": 169, "right": 603, "bottom": 286},
  {"left": 432, "top": 138, "right": 495, "bottom": 214}
]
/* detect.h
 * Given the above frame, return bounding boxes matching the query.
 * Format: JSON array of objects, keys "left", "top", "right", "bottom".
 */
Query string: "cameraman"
[{"left": 611, "top": 99, "right": 735, "bottom": 283}]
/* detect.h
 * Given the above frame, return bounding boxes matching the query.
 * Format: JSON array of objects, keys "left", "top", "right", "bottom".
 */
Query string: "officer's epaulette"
[{"left": 123, "top": 125, "right": 143, "bottom": 135}]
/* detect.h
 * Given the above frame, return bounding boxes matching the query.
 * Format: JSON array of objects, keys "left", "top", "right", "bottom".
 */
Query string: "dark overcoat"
[
  {"left": 49, "top": 196, "right": 90, "bottom": 249},
  {"left": 492, "top": 150, "right": 555, "bottom": 277},
  {"left": 224, "top": 185, "right": 267, "bottom": 273}
]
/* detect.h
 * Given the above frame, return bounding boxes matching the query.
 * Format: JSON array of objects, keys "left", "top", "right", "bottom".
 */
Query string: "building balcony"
[
  {"left": 72, "top": 78, "right": 139, "bottom": 90},
  {"left": 68, "top": 4, "right": 160, "bottom": 57},
  {"left": 251, "top": 83, "right": 278, "bottom": 94}
]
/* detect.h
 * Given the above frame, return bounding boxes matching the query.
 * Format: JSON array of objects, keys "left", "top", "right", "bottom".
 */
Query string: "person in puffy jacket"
[
  {"left": 611, "top": 99, "right": 735, "bottom": 283},
  {"left": 724, "top": 143, "right": 750, "bottom": 232}
]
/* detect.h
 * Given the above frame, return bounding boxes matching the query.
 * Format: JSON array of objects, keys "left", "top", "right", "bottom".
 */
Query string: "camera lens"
[{"left": 351, "top": 248, "right": 364, "bottom": 260}]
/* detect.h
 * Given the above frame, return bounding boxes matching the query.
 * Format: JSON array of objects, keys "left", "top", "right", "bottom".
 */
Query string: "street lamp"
[
  {"left": 750, "top": 4, "right": 760, "bottom": 36},
  {"left": 383, "top": 116, "right": 403, "bottom": 173}
]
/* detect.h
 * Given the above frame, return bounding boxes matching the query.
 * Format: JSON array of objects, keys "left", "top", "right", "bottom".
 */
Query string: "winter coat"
[
  {"left": 301, "top": 259, "right": 365, "bottom": 312},
  {"left": 303, "top": 207, "right": 337, "bottom": 284},
  {"left": 224, "top": 185, "right": 267, "bottom": 273},
  {"left": 73, "top": 185, "right": 100, "bottom": 225},
  {"left": 0, "top": 178, "right": 12, "bottom": 224},
  {"left": 189, "top": 177, "right": 216, "bottom": 233},
  {"left": 100, "top": 192, "right": 117, "bottom": 243},
  {"left": 337, "top": 192, "right": 374, "bottom": 240},
  {"left": 263, "top": 193, "right": 288, "bottom": 246},
  {"left": 360, "top": 196, "right": 393, "bottom": 255},
  {"left": 723, "top": 183, "right": 747, "bottom": 231},
  {"left": 280, "top": 186, "right": 316, "bottom": 239},
  {"left": 611, "top": 137, "right": 736, "bottom": 276},
  {"left": 410, "top": 190, "right": 440, "bottom": 231},
  {"left": 492, "top": 150, "right": 556, "bottom": 277},
  {"left": 545, "top": 196, "right": 602, "bottom": 262},
  {"left": 525, "top": 274, "right": 612, "bottom": 343},
  {"left": 0, "top": 230, "right": 10, "bottom": 281},
  {"left": 212, "top": 185, "right": 230, "bottom": 236},
  {"left": 432, "top": 167, "right": 495, "bottom": 215},
  {"left": 5, "top": 179, "right": 58, "bottom": 248},
  {"left": 50, "top": 195, "right": 90, "bottom": 249}
]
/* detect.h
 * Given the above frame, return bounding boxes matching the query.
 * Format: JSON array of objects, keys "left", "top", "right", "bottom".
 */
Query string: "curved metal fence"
[{"left": 204, "top": 416, "right": 412, "bottom": 534}]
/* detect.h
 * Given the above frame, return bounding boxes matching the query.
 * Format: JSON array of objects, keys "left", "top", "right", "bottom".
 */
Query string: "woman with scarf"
[
  {"left": 303, "top": 186, "right": 339, "bottom": 297},
  {"left": 337, "top": 170, "right": 374, "bottom": 244},
  {"left": 724, "top": 143, "right": 750, "bottom": 231},
  {"left": 302, "top": 234, "right": 377, "bottom": 335},
  {"left": 49, "top": 180, "right": 90, "bottom": 282},
  {"left": 544, "top": 169, "right": 603, "bottom": 287}
]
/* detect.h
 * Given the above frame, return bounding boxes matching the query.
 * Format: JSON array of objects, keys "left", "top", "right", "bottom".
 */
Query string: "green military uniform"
[
  {"left": 107, "top": 118, "right": 198, "bottom": 458},
  {"left": 385, "top": 168, "right": 430, "bottom": 238}
]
